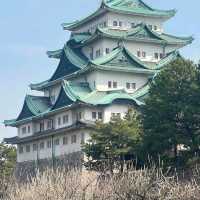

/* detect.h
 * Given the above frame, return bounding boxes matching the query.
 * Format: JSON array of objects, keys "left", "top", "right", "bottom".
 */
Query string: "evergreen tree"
[
  {"left": 142, "top": 58, "right": 200, "bottom": 166},
  {"left": 83, "top": 109, "right": 142, "bottom": 173}
]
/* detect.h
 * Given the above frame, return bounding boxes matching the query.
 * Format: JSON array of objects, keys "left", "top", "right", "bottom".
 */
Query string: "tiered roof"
[
  {"left": 67, "top": 24, "right": 193, "bottom": 47},
  {"left": 62, "top": 0, "right": 176, "bottom": 31}
]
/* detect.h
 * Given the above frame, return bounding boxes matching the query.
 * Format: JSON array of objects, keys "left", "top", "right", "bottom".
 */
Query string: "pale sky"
[{"left": 0, "top": 0, "right": 199, "bottom": 141}]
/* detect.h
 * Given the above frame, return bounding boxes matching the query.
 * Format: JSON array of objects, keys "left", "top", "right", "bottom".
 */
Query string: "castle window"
[
  {"left": 131, "top": 23, "right": 135, "bottom": 28},
  {"left": 98, "top": 112, "right": 103, "bottom": 120},
  {"left": 137, "top": 51, "right": 141, "bottom": 57},
  {"left": 22, "top": 127, "right": 26, "bottom": 134},
  {"left": 108, "top": 81, "right": 112, "bottom": 88},
  {"left": 26, "top": 145, "right": 30, "bottom": 153},
  {"left": 54, "top": 138, "right": 60, "bottom": 146},
  {"left": 58, "top": 117, "right": 61, "bottom": 126},
  {"left": 63, "top": 115, "right": 69, "bottom": 124},
  {"left": 119, "top": 21, "right": 122, "bottom": 27},
  {"left": 103, "top": 21, "right": 107, "bottom": 27},
  {"left": 63, "top": 136, "right": 68, "bottom": 145},
  {"left": 39, "top": 122, "right": 44, "bottom": 132},
  {"left": 106, "top": 48, "right": 110, "bottom": 54},
  {"left": 33, "top": 144, "right": 38, "bottom": 151},
  {"left": 154, "top": 53, "right": 159, "bottom": 59},
  {"left": 154, "top": 25, "right": 158, "bottom": 31},
  {"left": 28, "top": 126, "right": 31, "bottom": 133},
  {"left": 71, "top": 135, "right": 77, "bottom": 144},
  {"left": 92, "top": 112, "right": 97, "bottom": 119},
  {"left": 47, "top": 120, "right": 53, "bottom": 130},
  {"left": 96, "top": 49, "right": 101, "bottom": 58},
  {"left": 111, "top": 113, "right": 121, "bottom": 119},
  {"left": 90, "top": 52, "right": 93, "bottom": 60},
  {"left": 40, "top": 142, "right": 45, "bottom": 150},
  {"left": 113, "top": 82, "right": 117, "bottom": 88},
  {"left": 132, "top": 83, "right": 136, "bottom": 89},
  {"left": 142, "top": 51, "right": 146, "bottom": 58},
  {"left": 81, "top": 133, "right": 85, "bottom": 144},
  {"left": 19, "top": 146, "right": 23, "bottom": 154},
  {"left": 160, "top": 53, "right": 164, "bottom": 59},
  {"left": 47, "top": 140, "right": 52, "bottom": 148},
  {"left": 149, "top": 25, "right": 153, "bottom": 30},
  {"left": 113, "top": 21, "right": 118, "bottom": 26},
  {"left": 126, "top": 82, "right": 131, "bottom": 89}
]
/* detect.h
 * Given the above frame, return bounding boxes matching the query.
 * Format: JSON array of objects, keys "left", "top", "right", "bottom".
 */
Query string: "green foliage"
[
  {"left": 0, "top": 143, "right": 16, "bottom": 177},
  {"left": 83, "top": 109, "right": 143, "bottom": 172},
  {"left": 142, "top": 58, "right": 200, "bottom": 166}
]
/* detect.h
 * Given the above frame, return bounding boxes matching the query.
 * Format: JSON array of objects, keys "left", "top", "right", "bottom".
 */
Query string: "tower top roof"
[{"left": 62, "top": 0, "right": 176, "bottom": 31}]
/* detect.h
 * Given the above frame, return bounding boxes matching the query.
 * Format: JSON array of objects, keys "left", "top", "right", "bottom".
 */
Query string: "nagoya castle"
[{"left": 4, "top": 0, "right": 193, "bottom": 176}]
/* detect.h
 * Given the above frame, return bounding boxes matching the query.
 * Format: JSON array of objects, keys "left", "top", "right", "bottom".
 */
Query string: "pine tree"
[
  {"left": 142, "top": 58, "right": 200, "bottom": 166},
  {"left": 83, "top": 109, "right": 142, "bottom": 173}
]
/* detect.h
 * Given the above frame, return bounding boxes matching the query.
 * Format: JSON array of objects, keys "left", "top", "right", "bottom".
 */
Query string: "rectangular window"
[
  {"left": 81, "top": 133, "right": 85, "bottom": 144},
  {"left": 137, "top": 51, "right": 141, "bottom": 57},
  {"left": 54, "top": 138, "right": 60, "bottom": 146},
  {"left": 71, "top": 135, "right": 77, "bottom": 144},
  {"left": 26, "top": 145, "right": 30, "bottom": 153},
  {"left": 63, "top": 136, "right": 68, "bottom": 145},
  {"left": 154, "top": 25, "right": 158, "bottom": 31},
  {"left": 63, "top": 115, "right": 69, "bottom": 124},
  {"left": 106, "top": 48, "right": 110, "bottom": 54},
  {"left": 108, "top": 81, "right": 112, "bottom": 88},
  {"left": 58, "top": 117, "right": 61, "bottom": 126},
  {"left": 39, "top": 122, "right": 44, "bottom": 132},
  {"left": 131, "top": 23, "right": 135, "bottom": 28},
  {"left": 40, "top": 142, "right": 45, "bottom": 150},
  {"left": 22, "top": 127, "right": 26, "bottom": 134},
  {"left": 113, "top": 21, "right": 118, "bottom": 26},
  {"left": 119, "top": 21, "right": 122, "bottom": 27},
  {"left": 103, "top": 21, "right": 107, "bottom": 27},
  {"left": 160, "top": 53, "right": 164, "bottom": 59},
  {"left": 113, "top": 82, "right": 117, "bottom": 88},
  {"left": 47, "top": 140, "right": 52, "bottom": 148},
  {"left": 92, "top": 112, "right": 97, "bottom": 119},
  {"left": 19, "top": 146, "right": 23, "bottom": 154},
  {"left": 33, "top": 144, "right": 38, "bottom": 152},
  {"left": 47, "top": 120, "right": 53, "bottom": 130},
  {"left": 154, "top": 53, "right": 159, "bottom": 59},
  {"left": 112, "top": 113, "right": 121, "bottom": 118},
  {"left": 90, "top": 52, "right": 93, "bottom": 60},
  {"left": 98, "top": 112, "right": 103, "bottom": 120},
  {"left": 132, "top": 83, "right": 136, "bottom": 89},
  {"left": 96, "top": 49, "right": 101, "bottom": 58},
  {"left": 27, "top": 126, "right": 31, "bottom": 133},
  {"left": 126, "top": 82, "right": 131, "bottom": 89},
  {"left": 142, "top": 52, "right": 146, "bottom": 58}
]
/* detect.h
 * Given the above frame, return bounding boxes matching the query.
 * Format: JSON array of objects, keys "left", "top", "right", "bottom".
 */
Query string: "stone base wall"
[{"left": 15, "top": 152, "right": 84, "bottom": 182}]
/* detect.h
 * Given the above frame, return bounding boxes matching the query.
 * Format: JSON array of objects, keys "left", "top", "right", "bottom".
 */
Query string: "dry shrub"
[{"left": 4, "top": 167, "right": 200, "bottom": 200}]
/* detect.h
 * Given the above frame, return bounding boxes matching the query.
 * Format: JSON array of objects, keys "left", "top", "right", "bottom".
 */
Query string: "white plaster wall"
[
  {"left": 107, "top": 12, "right": 165, "bottom": 33},
  {"left": 86, "top": 70, "right": 149, "bottom": 92},
  {"left": 17, "top": 130, "right": 91, "bottom": 163},
  {"left": 73, "top": 11, "right": 166, "bottom": 34},
  {"left": 82, "top": 38, "right": 181, "bottom": 63},
  {"left": 103, "top": 104, "right": 130, "bottom": 123},
  {"left": 18, "top": 123, "right": 34, "bottom": 138}
]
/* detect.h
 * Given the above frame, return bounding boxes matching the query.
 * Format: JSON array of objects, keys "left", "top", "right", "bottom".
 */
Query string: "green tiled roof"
[
  {"left": 62, "top": 81, "right": 144, "bottom": 106},
  {"left": 62, "top": 0, "right": 176, "bottom": 30},
  {"left": 91, "top": 45, "right": 150, "bottom": 69},
  {"left": 80, "top": 24, "right": 193, "bottom": 46},
  {"left": 30, "top": 43, "right": 89, "bottom": 90},
  {"left": 4, "top": 95, "right": 51, "bottom": 126}
]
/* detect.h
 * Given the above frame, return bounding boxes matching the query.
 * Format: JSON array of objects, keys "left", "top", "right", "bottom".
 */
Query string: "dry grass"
[{"left": 1, "top": 167, "right": 200, "bottom": 200}]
